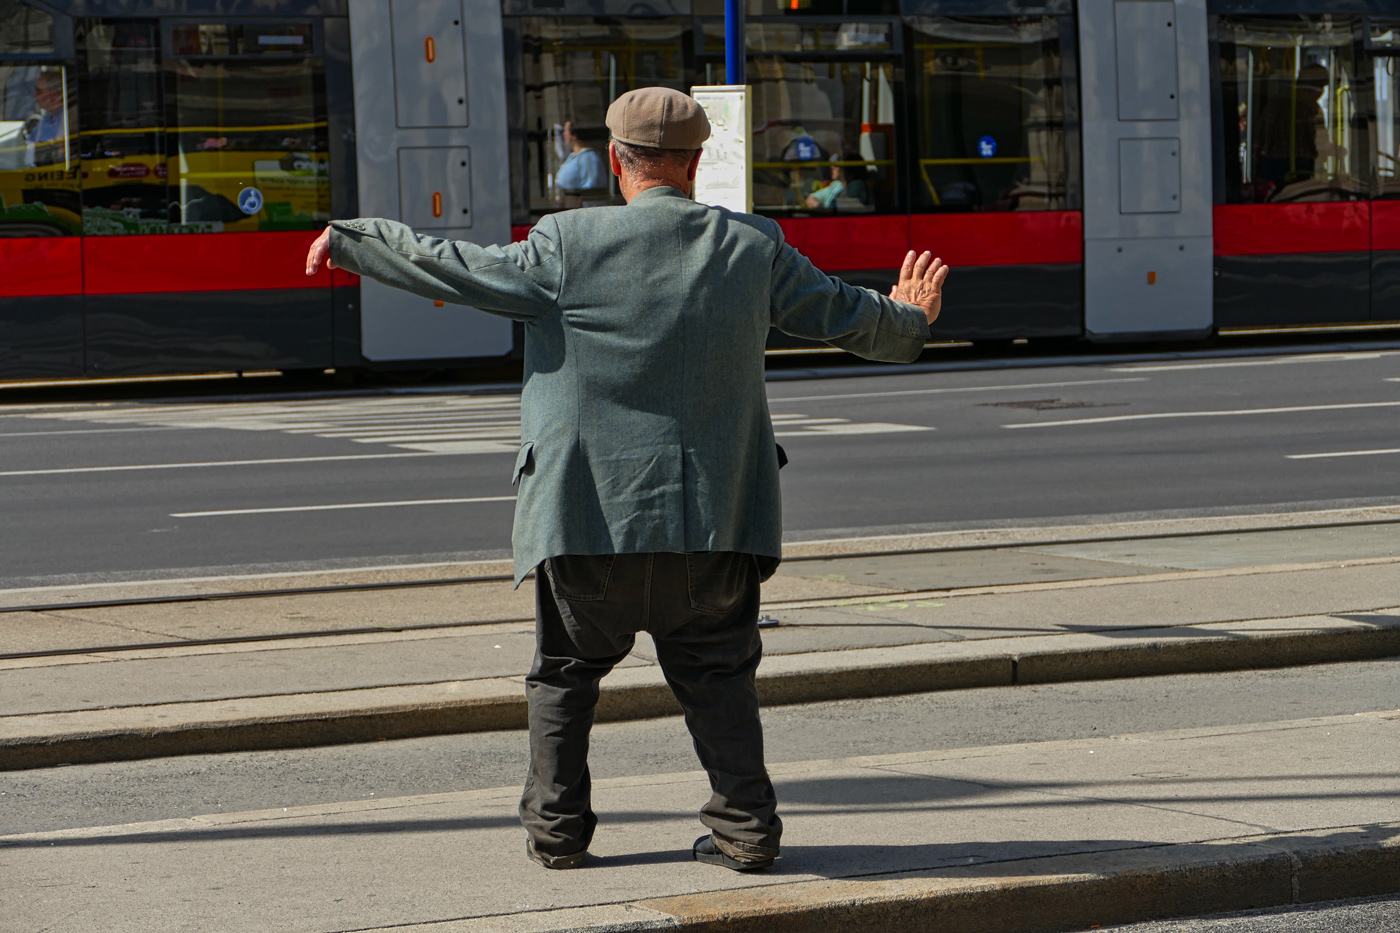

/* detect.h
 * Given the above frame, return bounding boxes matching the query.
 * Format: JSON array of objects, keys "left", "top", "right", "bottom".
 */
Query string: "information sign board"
[{"left": 690, "top": 85, "right": 751, "bottom": 214}]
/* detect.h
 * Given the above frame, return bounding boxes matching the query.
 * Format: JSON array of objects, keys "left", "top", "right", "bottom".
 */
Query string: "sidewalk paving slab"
[
  {"left": 3, "top": 611, "right": 1398, "bottom": 770},
  {"left": 3, "top": 528, "right": 1399, "bottom": 769},
  {"left": 5, "top": 713, "right": 1398, "bottom": 933}
]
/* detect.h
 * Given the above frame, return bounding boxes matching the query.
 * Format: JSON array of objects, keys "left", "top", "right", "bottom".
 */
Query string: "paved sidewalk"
[
  {"left": 2, "top": 520, "right": 1399, "bottom": 768},
  {"left": 5, "top": 712, "right": 1399, "bottom": 933}
]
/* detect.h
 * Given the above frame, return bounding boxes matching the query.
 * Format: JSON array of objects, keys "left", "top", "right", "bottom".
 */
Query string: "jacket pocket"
[
  {"left": 686, "top": 552, "right": 750, "bottom": 614},
  {"left": 512, "top": 441, "right": 535, "bottom": 486}
]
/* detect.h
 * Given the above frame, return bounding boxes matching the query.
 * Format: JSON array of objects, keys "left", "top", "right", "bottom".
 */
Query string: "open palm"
[{"left": 888, "top": 250, "right": 949, "bottom": 324}]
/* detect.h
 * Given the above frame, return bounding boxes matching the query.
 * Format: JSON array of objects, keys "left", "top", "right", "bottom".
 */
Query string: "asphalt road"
[
  {"left": 4, "top": 657, "right": 1397, "bottom": 837},
  {"left": 3, "top": 346, "right": 1400, "bottom": 588},
  {"left": 1095, "top": 894, "right": 1400, "bottom": 932}
]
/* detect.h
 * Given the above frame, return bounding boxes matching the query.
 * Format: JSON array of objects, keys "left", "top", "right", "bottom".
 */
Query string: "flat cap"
[{"left": 606, "top": 87, "right": 711, "bottom": 150}]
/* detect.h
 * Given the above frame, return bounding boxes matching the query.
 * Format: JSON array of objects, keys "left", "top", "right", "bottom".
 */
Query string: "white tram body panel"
[
  {"left": 347, "top": 0, "right": 514, "bottom": 362},
  {"left": 1079, "top": 0, "right": 1214, "bottom": 339}
]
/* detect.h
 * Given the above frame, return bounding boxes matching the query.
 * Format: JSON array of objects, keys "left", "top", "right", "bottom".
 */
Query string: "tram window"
[
  {"left": 908, "top": 16, "right": 1067, "bottom": 213},
  {"left": 1371, "top": 24, "right": 1400, "bottom": 199},
  {"left": 75, "top": 18, "right": 330, "bottom": 235},
  {"left": 1217, "top": 16, "right": 1362, "bottom": 204},
  {"left": 77, "top": 20, "right": 169, "bottom": 234},
  {"left": 514, "top": 17, "right": 690, "bottom": 221},
  {"left": 708, "top": 57, "right": 900, "bottom": 215},
  {"left": 0, "top": 63, "right": 78, "bottom": 236},
  {"left": 165, "top": 57, "right": 330, "bottom": 232},
  {"left": 0, "top": 0, "right": 54, "bottom": 54}
]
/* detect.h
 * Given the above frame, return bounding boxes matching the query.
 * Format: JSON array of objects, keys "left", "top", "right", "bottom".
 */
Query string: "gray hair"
[{"left": 611, "top": 138, "right": 699, "bottom": 176}]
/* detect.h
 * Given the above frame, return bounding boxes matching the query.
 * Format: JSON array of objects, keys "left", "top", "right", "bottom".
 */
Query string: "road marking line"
[
  {"left": 172, "top": 496, "right": 517, "bottom": 517},
  {"left": 775, "top": 423, "right": 932, "bottom": 436},
  {"left": 1111, "top": 352, "right": 1389, "bottom": 372},
  {"left": 1287, "top": 448, "right": 1400, "bottom": 460},
  {"left": 769, "top": 377, "right": 1149, "bottom": 404},
  {"left": 26, "top": 397, "right": 929, "bottom": 452},
  {"left": 0, "top": 452, "right": 454, "bottom": 477},
  {"left": 390, "top": 441, "right": 524, "bottom": 453},
  {"left": 1002, "top": 400, "right": 1400, "bottom": 429},
  {"left": 0, "top": 427, "right": 183, "bottom": 438}
]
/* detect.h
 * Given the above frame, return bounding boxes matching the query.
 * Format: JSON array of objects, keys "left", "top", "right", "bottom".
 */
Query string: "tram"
[{"left": 1, "top": 0, "right": 1398, "bottom": 379}]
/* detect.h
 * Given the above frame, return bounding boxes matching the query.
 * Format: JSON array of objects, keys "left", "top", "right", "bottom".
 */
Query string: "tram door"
[
  {"left": 347, "top": 0, "right": 513, "bottom": 362},
  {"left": 1079, "top": 0, "right": 1213, "bottom": 339}
]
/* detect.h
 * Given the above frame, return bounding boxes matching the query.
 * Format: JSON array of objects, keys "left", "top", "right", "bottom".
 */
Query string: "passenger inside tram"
[
  {"left": 0, "top": 66, "right": 66, "bottom": 168},
  {"left": 552, "top": 119, "right": 609, "bottom": 199},
  {"left": 803, "top": 152, "right": 874, "bottom": 211}
]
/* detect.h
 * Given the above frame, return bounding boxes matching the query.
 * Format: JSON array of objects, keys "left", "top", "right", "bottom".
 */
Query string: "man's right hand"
[
  {"left": 889, "top": 250, "right": 949, "bottom": 325},
  {"left": 305, "top": 227, "right": 337, "bottom": 277}
]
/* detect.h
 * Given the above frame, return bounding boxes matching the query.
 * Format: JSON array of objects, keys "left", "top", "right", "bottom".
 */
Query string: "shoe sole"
[
  {"left": 693, "top": 843, "right": 774, "bottom": 872},
  {"left": 526, "top": 840, "right": 587, "bottom": 869}
]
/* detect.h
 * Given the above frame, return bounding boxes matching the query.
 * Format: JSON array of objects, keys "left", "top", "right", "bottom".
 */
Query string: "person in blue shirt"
[
  {"left": 804, "top": 153, "right": 873, "bottom": 211},
  {"left": 553, "top": 120, "right": 608, "bottom": 192},
  {"left": 23, "top": 70, "right": 66, "bottom": 167}
]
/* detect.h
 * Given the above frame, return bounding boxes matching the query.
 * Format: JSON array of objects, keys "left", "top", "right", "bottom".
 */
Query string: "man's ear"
[
  {"left": 609, "top": 141, "right": 623, "bottom": 177},
  {"left": 687, "top": 148, "right": 703, "bottom": 182}
]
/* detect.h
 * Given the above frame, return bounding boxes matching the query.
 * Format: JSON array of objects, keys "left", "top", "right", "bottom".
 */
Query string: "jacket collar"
[{"left": 629, "top": 185, "right": 687, "bottom": 204}]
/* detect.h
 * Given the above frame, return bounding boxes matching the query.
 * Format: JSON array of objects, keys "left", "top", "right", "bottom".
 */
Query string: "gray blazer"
[{"left": 328, "top": 186, "right": 930, "bottom": 584}]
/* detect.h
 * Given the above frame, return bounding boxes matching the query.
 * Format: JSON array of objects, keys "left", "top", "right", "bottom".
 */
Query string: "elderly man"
[{"left": 305, "top": 87, "right": 947, "bottom": 872}]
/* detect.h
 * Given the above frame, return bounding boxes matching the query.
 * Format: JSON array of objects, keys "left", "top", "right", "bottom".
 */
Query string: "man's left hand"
[
  {"left": 305, "top": 227, "right": 337, "bottom": 276},
  {"left": 888, "top": 250, "right": 949, "bottom": 325}
]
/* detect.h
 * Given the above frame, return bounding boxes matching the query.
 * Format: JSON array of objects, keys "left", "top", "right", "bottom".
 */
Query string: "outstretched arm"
[
  {"left": 305, "top": 218, "right": 563, "bottom": 322},
  {"left": 770, "top": 234, "right": 951, "bottom": 363}
]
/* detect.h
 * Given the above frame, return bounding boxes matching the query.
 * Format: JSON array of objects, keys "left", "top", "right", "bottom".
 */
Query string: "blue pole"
[{"left": 725, "top": 0, "right": 745, "bottom": 86}]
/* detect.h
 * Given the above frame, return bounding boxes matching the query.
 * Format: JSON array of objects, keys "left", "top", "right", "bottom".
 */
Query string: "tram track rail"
[{"left": 5, "top": 515, "right": 1400, "bottom": 663}]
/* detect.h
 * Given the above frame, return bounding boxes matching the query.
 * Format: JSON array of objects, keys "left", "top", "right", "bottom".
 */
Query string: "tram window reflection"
[
  {"left": 0, "top": 63, "right": 78, "bottom": 236},
  {"left": 0, "top": 0, "right": 55, "bottom": 55},
  {"left": 1218, "top": 16, "right": 1361, "bottom": 204},
  {"left": 77, "top": 20, "right": 168, "bottom": 235},
  {"left": 909, "top": 16, "right": 1066, "bottom": 213},
  {"left": 165, "top": 57, "right": 330, "bottom": 233},
  {"left": 514, "top": 17, "right": 689, "bottom": 221}
]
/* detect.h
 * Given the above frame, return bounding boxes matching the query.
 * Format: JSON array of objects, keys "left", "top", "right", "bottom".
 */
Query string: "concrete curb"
[
  {"left": 4, "top": 618, "right": 1399, "bottom": 771},
  {"left": 341, "top": 823, "right": 1400, "bottom": 932},
  {"left": 625, "top": 823, "right": 1400, "bottom": 933}
]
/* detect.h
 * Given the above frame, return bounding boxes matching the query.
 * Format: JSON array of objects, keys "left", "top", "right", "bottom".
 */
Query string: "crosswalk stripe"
[{"left": 27, "top": 395, "right": 931, "bottom": 451}]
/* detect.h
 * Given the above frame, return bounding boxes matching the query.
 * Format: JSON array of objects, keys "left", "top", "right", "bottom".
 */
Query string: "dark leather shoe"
[
  {"left": 692, "top": 834, "right": 774, "bottom": 871},
  {"left": 526, "top": 838, "right": 586, "bottom": 869}
]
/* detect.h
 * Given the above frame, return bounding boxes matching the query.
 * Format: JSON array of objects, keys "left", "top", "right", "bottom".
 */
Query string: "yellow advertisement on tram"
[{"left": 80, "top": 138, "right": 330, "bottom": 236}]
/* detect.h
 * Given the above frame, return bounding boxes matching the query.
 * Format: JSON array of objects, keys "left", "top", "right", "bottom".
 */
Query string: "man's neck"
[{"left": 621, "top": 176, "right": 688, "bottom": 202}]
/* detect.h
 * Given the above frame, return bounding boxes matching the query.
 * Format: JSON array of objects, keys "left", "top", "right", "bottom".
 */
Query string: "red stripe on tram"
[
  {"left": 1214, "top": 203, "right": 1370, "bottom": 256},
  {"left": 0, "top": 238, "right": 83, "bottom": 297},
  {"left": 1370, "top": 201, "right": 1400, "bottom": 252},
  {"left": 908, "top": 211, "right": 1082, "bottom": 268},
  {"left": 84, "top": 231, "right": 338, "bottom": 295}
]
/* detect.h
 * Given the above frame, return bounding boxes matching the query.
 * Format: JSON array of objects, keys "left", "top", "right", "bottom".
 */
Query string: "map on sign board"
[{"left": 690, "top": 85, "right": 751, "bottom": 214}]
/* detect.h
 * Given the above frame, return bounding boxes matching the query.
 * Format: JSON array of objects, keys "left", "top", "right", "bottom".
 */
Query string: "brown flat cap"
[{"left": 606, "top": 87, "right": 711, "bottom": 150}]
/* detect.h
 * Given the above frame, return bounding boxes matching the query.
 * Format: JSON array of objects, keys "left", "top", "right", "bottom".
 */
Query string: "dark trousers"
[{"left": 519, "top": 551, "right": 782, "bottom": 861}]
